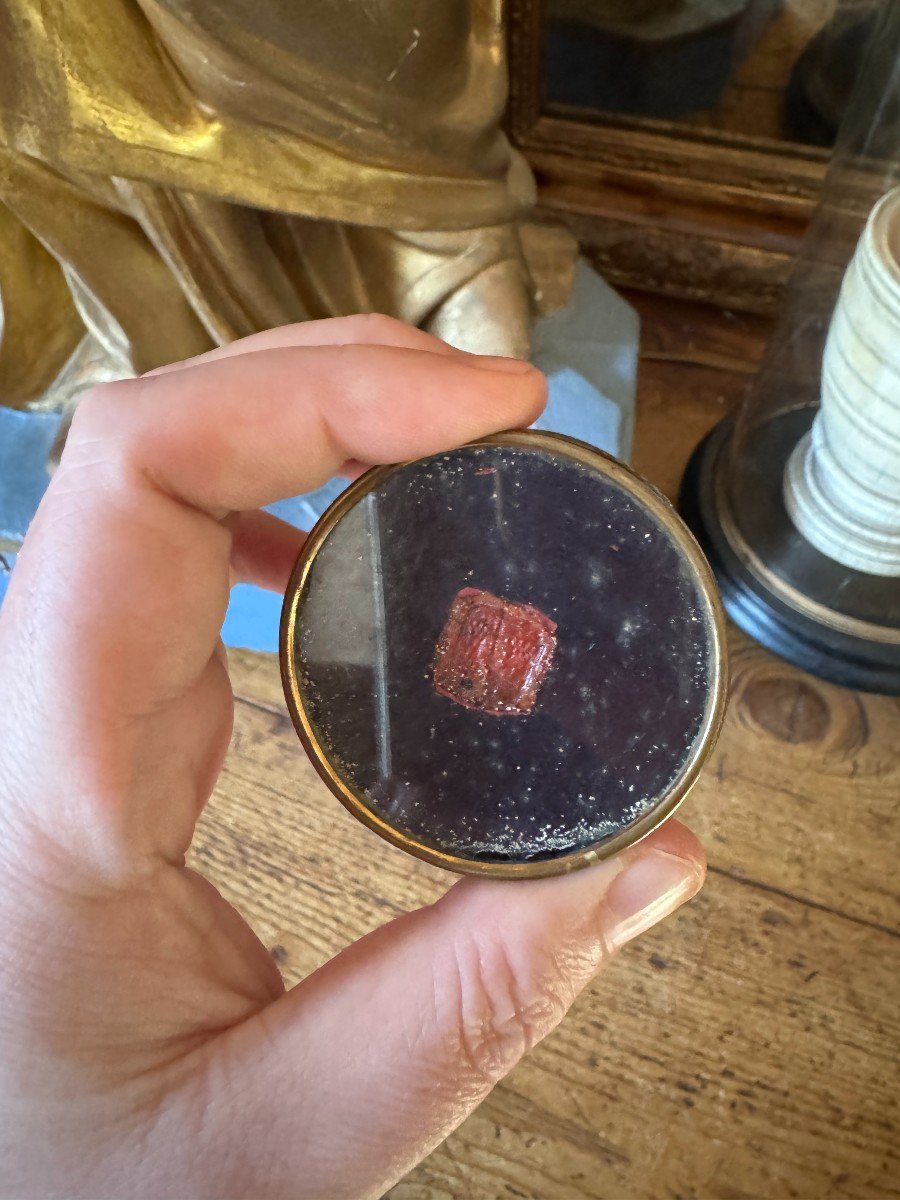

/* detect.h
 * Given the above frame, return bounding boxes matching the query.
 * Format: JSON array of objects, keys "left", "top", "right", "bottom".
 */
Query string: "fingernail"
[
  {"left": 605, "top": 849, "right": 703, "bottom": 951},
  {"left": 470, "top": 354, "right": 537, "bottom": 375}
]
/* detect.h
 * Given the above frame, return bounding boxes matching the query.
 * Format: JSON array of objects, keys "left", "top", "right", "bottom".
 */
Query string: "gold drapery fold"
[
  {"left": 0, "top": 0, "right": 572, "bottom": 410},
  {"left": 0, "top": 202, "right": 85, "bottom": 407}
]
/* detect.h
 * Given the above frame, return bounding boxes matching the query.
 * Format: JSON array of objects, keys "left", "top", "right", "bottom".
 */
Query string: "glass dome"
[{"left": 680, "top": 0, "right": 900, "bottom": 693}]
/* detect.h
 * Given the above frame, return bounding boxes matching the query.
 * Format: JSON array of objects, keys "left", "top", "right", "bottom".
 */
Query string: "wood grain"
[
  {"left": 199, "top": 683, "right": 900, "bottom": 1200},
  {"left": 195, "top": 294, "right": 900, "bottom": 1198}
]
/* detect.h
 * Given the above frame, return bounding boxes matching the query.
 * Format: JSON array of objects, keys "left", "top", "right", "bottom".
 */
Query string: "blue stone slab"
[
  {"left": 533, "top": 362, "right": 622, "bottom": 458},
  {"left": 221, "top": 582, "right": 284, "bottom": 652},
  {"left": 0, "top": 407, "right": 62, "bottom": 547},
  {"left": 0, "top": 552, "right": 14, "bottom": 606},
  {"left": 531, "top": 260, "right": 640, "bottom": 463},
  {"left": 221, "top": 265, "right": 639, "bottom": 652}
]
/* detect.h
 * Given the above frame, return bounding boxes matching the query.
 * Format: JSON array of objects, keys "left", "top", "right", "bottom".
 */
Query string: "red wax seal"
[{"left": 433, "top": 588, "right": 557, "bottom": 716}]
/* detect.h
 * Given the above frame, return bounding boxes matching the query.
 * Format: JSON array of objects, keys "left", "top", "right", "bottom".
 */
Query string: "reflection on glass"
[
  {"left": 292, "top": 442, "right": 721, "bottom": 867},
  {"left": 679, "top": 0, "right": 900, "bottom": 691},
  {"left": 725, "top": 0, "right": 900, "bottom": 606},
  {"left": 544, "top": 0, "right": 881, "bottom": 146}
]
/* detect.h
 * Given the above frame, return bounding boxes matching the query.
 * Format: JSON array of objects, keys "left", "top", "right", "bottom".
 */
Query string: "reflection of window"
[{"left": 543, "top": 0, "right": 878, "bottom": 146}]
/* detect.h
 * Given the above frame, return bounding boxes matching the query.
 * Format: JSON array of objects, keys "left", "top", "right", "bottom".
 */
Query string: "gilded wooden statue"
[{"left": 0, "top": 0, "right": 576, "bottom": 420}]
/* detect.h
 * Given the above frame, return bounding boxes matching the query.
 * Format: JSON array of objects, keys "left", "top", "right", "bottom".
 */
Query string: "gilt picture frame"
[{"left": 507, "top": 0, "right": 831, "bottom": 313}]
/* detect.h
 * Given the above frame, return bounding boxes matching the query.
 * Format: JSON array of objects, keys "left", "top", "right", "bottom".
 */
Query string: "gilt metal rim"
[{"left": 280, "top": 429, "right": 728, "bottom": 879}]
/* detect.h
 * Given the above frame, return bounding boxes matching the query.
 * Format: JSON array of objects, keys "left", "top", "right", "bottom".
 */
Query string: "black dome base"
[{"left": 679, "top": 419, "right": 900, "bottom": 696}]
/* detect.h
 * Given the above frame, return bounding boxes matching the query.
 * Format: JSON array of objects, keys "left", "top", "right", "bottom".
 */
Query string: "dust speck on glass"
[{"left": 293, "top": 443, "right": 713, "bottom": 865}]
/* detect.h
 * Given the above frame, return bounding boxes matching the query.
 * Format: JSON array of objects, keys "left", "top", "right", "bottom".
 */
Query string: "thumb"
[{"left": 200, "top": 820, "right": 703, "bottom": 1200}]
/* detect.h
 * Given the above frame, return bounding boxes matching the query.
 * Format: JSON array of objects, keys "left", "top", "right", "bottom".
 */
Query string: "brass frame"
[
  {"left": 508, "top": 0, "right": 830, "bottom": 314},
  {"left": 280, "top": 430, "right": 728, "bottom": 879}
]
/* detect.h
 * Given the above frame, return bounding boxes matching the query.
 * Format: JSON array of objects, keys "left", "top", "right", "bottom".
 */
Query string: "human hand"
[{"left": 0, "top": 316, "right": 705, "bottom": 1199}]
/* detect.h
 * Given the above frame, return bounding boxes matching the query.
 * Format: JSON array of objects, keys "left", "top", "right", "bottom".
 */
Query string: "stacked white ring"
[{"left": 785, "top": 186, "right": 900, "bottom": 577}]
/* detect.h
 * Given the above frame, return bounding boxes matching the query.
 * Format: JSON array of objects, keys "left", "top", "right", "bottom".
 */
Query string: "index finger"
[
  {"left": 80, "top": 344, "right": 543, "bottom": 516},
  {"left": 0, "top": 338, "right": 544, "bottom": 866}
]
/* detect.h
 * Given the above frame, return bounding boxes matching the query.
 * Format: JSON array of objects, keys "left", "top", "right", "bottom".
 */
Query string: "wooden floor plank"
[
  {"left": 226, "top": 625, "right": 900, "bottom": 935},
  {"left": 192, "top": 696, "right": 899, "bottom": 1200}
]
